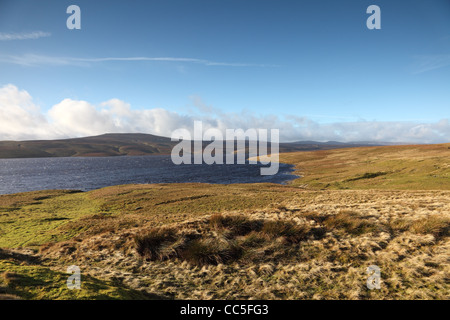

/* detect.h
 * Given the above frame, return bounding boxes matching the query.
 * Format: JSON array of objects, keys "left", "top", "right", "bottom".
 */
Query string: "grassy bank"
[{"left": 280, "top": 142, "right": 450, "bottom": 190}]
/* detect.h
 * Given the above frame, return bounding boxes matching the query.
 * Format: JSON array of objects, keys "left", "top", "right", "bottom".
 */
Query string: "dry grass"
[
  {"left": 406, "top": 216, "right": 449, "bottom": 239},
  {"left": 30, "top": 189, "right": 449, "bottom": 299},
  {"left": 181, "top": 239, "right": 243, "bottom": 266},
  {"left": 210, "top": 213, "right": 261, "bottom": 236},
  {"left": 322, "top": 211, "right": 379, "bottom": 236},
  {"left": 132, "top": 214, "right": 313, "bottom": 266},
  {"left": 261, "top": 220, "right": 311, "bottom": 243},
  {"left": 0, "top": 187, "right": 447, "bottom": 300},
  {"left": 134, "top": 228, "right": 179, "bottom": 261}
]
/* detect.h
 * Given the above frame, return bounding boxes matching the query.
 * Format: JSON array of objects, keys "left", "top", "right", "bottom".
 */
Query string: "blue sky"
[{"left": 0, "top": 0, "right": 449, "bottom": 142}]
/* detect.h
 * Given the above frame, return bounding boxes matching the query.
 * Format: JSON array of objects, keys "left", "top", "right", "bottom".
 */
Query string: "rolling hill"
[
  {"left": 0, "top": 133, "right": 381, "bottom": 159},
  {"left": 0, "top": 133, "right": 176, "bottom": 158}
]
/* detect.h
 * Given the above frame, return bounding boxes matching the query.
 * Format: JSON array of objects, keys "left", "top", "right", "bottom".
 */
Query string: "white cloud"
[
  {"left": 48, "top": 99, "right": 121, "bottom": 136},
  {"left": 0, "top": 84, "right": 449, "bottom": 144},
  {"left": 0, "top": 84, "right": 56, "bottom": 140},
  {"left": 0, "top": 31, "right": 51, "bottom": 41}
]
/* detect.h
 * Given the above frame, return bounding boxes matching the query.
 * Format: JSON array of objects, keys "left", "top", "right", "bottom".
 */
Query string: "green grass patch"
[
  {"left": 0, "top": 259, "right": 157, "bottom": 300},
  {"left": 346, "top": 171, "right": 389, "bottom": 182},
  {"left": 0, "top": 190, "right": 101, "bottom": 248}
]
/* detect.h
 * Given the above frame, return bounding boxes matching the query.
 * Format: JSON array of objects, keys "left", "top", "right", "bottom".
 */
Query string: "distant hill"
[
  {"left": 0, "top": 133, "right": 384, "bottom": 159},
  {"left": 0, "top": 133, "right": 175, "bottom": 158}
]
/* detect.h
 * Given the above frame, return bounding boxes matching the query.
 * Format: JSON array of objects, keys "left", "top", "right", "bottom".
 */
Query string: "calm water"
[{"left": 0, "top": 155, "right": 297, "bottom": 194}]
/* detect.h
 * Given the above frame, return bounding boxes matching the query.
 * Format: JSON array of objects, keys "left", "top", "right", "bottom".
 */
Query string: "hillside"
[
  {"left": 0, "top": 133, "right": 380, "bottom": 159},
  {"left": 0, "top": 133, "right": 176, "bottom": 158},
  {"left": 280, "top": 143, "right": 450, "bottom": 190}
]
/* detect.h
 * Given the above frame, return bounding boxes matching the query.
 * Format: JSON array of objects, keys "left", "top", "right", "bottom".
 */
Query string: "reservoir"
[{"left": 0, "top": 155, "right": 297, "bottom": 194}]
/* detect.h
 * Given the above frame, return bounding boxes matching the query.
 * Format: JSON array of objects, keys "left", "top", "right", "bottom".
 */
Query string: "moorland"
[{"left": 0, "top": 142, "right": 449, "bottom": 299}]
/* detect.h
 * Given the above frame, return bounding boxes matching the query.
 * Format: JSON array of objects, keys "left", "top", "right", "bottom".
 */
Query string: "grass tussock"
[
  {"left": 134, "top": 214, "right": 313, "bottom": 265},
  {"left": 209, "top": 213, "right": 262, "bottom": 236},
  {"left": 181, "top": 239, "right": 243, "bottom": 265},
  {"left": 409, "top": 216, "right": 449, "bottom": 239},
  {"left": 322, "top": 211, "right": 378, "bottom": 236},
  {"left": 134, "top": 228, "right": 178, "bottom": 261},
  {"left": 261, "top": 220, "right": 310, "bottom": 243},
  {"left": 389, "top": 215, "right": 450, "bottom": 240}
]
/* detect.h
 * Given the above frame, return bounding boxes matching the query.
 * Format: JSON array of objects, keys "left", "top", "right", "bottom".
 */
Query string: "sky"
[{"left": 0, "top": 0, "right": 449, "bottom": 143}]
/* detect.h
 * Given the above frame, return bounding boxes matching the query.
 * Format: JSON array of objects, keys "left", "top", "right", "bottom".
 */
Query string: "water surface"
[{"left": 0, "top": 155, "right": 297, "bottom": 194}]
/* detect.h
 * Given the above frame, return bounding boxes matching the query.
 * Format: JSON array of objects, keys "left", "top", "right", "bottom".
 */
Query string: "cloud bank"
[{"left": 0, "top": 84, "right": 449, "bottom": 144}]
